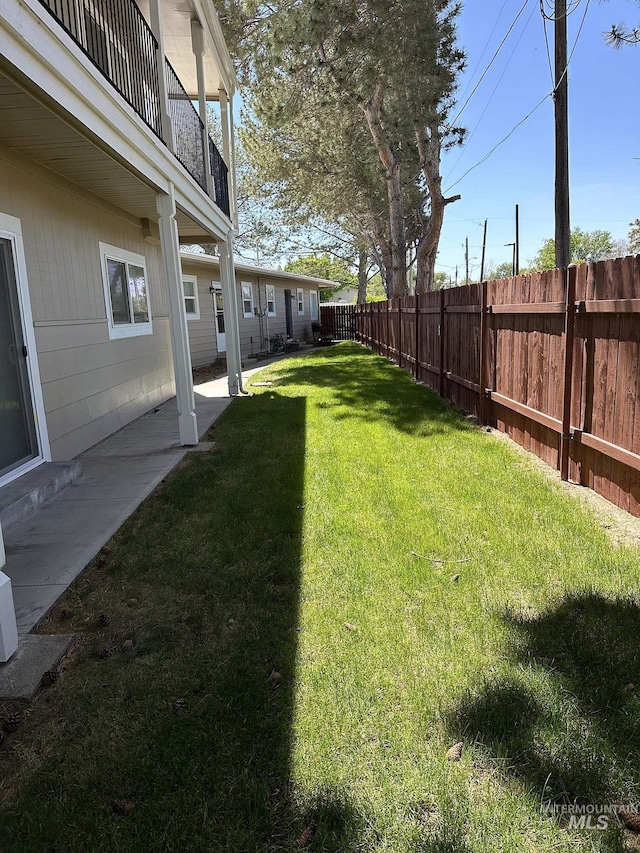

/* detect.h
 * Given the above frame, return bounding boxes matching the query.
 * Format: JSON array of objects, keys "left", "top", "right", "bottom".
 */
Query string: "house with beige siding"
[
  {"left": 0, "top": 0, "right": 243, "bottom": 658},
  {"left": 179, "top": 252, "right": 332, "bottom": 363}
]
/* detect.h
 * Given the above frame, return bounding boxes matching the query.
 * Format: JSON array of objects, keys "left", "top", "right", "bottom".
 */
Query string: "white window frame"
[
  {"left": 99, "top": 242, "right": 152, "bottom": 340},
  {"left": 241, "top": 281, "right": 254, "bottom": 319},
  {"left": 182, "top": 275, "right": 200, "bottom": 321},
  {"left": 0, "top": 212, "right": 52, "bottom": 485},
  {"left": 310, "top": 290, "right": 319, "bottom": 322},
  {"left": 266, "top": 283, "right": 276, "bottom": 317},
  {"left": 297, "top": 287, "right": 304, "bottom": 315}
]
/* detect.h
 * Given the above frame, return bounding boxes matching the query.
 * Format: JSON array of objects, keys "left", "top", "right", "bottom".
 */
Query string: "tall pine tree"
[{"left": 221, "top": 0, "right": 465, "bottom": 295}]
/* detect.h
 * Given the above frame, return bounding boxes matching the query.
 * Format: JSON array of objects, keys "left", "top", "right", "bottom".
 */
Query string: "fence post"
[
  {"left": 414, "top": 293, "right": 420, "bottom": 380},
  {"left": 386, "top": 298, "right": 391, "bottom": 359},
  {"left": 479, "top": 280, "right": 488, "bottom": 424},
  {"left": 560, "top": 264, "right": 577, "bottom": 480},
  {"left": 439, "top": 288, "right": 446, "bottom": 398},
  {"left": 398, "top": 299, "right": 403, "bottom": 369}
]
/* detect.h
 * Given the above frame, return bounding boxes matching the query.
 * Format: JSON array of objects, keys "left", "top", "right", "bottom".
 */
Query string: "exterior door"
[
  {"left": 309, "top": 290, "right": 319, "bottom": 322},
  {"left": 0, "top": 238, "right": 38, "bottom": 481},
  {"left": 284, "top": 288, "right": 294, "bottom": 338},
  {"left": 213, "top": 285, "right": 226, "bottom": 353}
]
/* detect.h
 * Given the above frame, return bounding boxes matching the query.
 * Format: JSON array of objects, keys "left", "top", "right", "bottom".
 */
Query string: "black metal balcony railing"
[
  {"left": 209, "top": 137, "right": 231, "bottom": 219},
  {"left": 164, "top": 60, "right": 208, "bottom": 193},
  {"left": 39, "top": 0, "right": 163, "bottom": 138},
  {"left": 38, "top": 0, "right": 232, "bottom": 218}
]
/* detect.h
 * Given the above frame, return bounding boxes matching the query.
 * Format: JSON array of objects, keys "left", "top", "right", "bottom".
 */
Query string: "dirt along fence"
[{"left": 321, "top": 256, "right": 640, "bottom": 517}]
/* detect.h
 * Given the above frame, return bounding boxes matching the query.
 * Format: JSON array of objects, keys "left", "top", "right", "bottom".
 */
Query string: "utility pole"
[
  {"left": 455, "top": 265, "right": 458, "bottom": 287},
  {"left": 480, "top": 219, "right": 488, "bottom": 282},
  {"left": 555, "top": 0, "right": 570, "bottom": 268},
  {"left": 515, "top": 204, "right": 520, "bottom": 274},
  {"left": 465, "top": 237, "right": 469, "bottom": 285}
]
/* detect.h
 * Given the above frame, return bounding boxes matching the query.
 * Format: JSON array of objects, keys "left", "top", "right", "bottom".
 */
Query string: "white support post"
[
  {"left": 218, "top": 236, "right": 243, "bottom": 395},
  {"left": 228, "top": 95, "right": 238, "bottom": 226},
  {"left": 156, "top": 186, "right": 199, "bottom": 444},
  {"left": 148, "top": 0, "right": 175, "bottom": 151},
  {"left": 191, "top": 18, "right": 215, "bottom": 199},
  {"left": 0, "top": 522, "right": 19, "bottom": 663}
]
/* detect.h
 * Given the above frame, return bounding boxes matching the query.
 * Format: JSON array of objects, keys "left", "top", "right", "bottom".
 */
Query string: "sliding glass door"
[{"left": 0, "top": 238, "right": 38, "bottom": 480}]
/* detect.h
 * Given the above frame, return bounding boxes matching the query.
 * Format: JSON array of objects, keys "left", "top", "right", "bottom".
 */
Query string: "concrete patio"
[
  {"left": 2, "top": 376, "right": 237, "bottom": 641},
  {"left": 0, "top": 374, "right": 242, "bottom": 698}
]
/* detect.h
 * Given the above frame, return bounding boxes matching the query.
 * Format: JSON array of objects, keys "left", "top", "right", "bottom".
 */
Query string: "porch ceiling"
[
  {"left": 135, "top": 0, "right": 228, "bottom": 99},
  {"left": 0, "top": 72, "right": 214, "bottom": 240}
]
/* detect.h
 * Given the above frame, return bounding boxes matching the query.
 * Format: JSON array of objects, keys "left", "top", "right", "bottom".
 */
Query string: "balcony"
[{"left": 36, "top": 0, "right": 231, "bottom": 219}]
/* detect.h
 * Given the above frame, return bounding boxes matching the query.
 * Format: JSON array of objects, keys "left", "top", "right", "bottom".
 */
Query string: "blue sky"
[{"left": 436, "top": 0, "right": 640, "bottom": 281}]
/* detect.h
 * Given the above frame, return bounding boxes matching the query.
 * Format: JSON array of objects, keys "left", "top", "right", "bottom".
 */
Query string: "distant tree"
[
  {"left": 284, "top": 254, "right": 357, "bottom": 289},
  {"left": 491, "top": 261, "right": 515, "bottom": 279},
  {"left": 366, "top": 274, "right": 387, "bottom": 301},
  {"left": 531, "top": 227, "right": 617, "bottom": 270},
  {"left": 629, "top": 219, "right": 640, "bottom": 253},
  {"left": 433, "top": 271, "right": 449, "bottom": 289}
]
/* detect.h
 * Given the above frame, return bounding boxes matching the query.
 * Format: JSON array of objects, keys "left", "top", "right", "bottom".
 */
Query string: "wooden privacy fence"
[
  {"left": 321, "top": 256, "right": 640, "bottom": 517},
  {"left": 320, "top": 305, "right": 358, "bottom": 340}
]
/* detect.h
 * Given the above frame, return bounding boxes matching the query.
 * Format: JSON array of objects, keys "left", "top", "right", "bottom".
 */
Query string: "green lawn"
[{"left": 1, "top": 342, "right": 639, "bottom": 852}]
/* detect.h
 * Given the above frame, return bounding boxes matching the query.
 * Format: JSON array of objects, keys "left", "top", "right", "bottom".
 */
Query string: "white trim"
[
  {"left": 297, "top": 287, "right": 304, "bottom": 315},
  {"left": 182, "top": 274, "right": 200, "bottom": 320},
  {"left": 266, "top": 283, "right": 276, "bottom": 317},
  {"left": 0, "top": 212, "right": 51, "bottom": 487},
  {"left": 99, "top": 241, "right": 153, "bottom": 340},
  {"left": 241, "top": 280, "right": 254, "bottom": 319},
  {"left": 211, "top": 280, "right": 226, "bottom": 353},
  {"left": 310, "top": 290, "right": 319, "bottom": 322}
]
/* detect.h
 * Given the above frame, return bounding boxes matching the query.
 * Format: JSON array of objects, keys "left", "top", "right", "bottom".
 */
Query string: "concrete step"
[{"left": 0, "top": 462, "right": 82, "bottom": 532}]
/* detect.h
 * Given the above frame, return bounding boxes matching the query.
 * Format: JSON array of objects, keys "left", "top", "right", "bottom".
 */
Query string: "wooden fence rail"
[{"left": 320, "top": 255, "right": 640, "bottom": 517}]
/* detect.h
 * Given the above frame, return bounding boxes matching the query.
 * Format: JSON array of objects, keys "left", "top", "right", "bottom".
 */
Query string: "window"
[
  {"left": 99, "top": 243, "right": 152, "bottom": 339},
  {"left": 310, "top": 290, "right": 319, "bottom": 322},
  {"left": 297, "top": 288, "right": 304, "bottom": 315},
  {"left": 266, "top": 284, "right": 276, "bottom": 317},
  {"left": 183, "top": 276, "right": 199, "bottom": 320},
  {"left": 241, "top": 282, "right": 254, "bottom": 318}
]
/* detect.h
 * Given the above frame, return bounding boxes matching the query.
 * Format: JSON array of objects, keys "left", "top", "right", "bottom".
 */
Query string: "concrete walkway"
[{"left": 2, "top": 374, "right": 238, "bottom": 638}]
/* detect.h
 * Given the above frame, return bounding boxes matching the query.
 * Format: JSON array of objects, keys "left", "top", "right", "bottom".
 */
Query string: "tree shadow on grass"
[
  {"left": 446, "top": 593, "right": 640, "bottom": 846},
  {"left": 270, "top": 344, "right": 470, "bottom": 439}
]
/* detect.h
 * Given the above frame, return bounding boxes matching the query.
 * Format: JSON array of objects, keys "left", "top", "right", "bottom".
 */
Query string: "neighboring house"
[
  {"left": 0, "top": 0, "right": 243, "bottom": 655},
  {"left": 321, "top": 286, "right": 358, "bottom": 305},
  {"left": 180, "top": 252, "right": 334, "bottom": 361}
]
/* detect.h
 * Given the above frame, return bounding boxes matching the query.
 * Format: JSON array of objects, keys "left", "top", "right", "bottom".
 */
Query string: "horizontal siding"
[
  {"left": 1, "top": 157, "right": 174, "bottom": 461},
  {"left": 181, "top": 259, "right": 320, "bottom": 361}
]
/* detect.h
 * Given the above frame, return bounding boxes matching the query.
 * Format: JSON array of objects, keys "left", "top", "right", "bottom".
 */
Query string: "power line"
[
  {"left": 539, "top": 0, "right": 583, "bottom": 22},
  {"left": 541, "top": 1, "right": 555, "bottom": 86},
  {"left": 444, "top": 2, "right": 537, "bottom": 183},
  {"left": 555, "top": 0, "right": 591, "bottom": 93},
  {"left": 449, "top": 0, "right": 533, "bottom": 127},
  {"left": 444, "top": 0, "right": 591, "bottom": 195},
  {"left": 444, "top": 94, "right": 550, "bottom": 193},
  {"left": 453, "top": 0, "right": 509, "bottom": 108}
]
